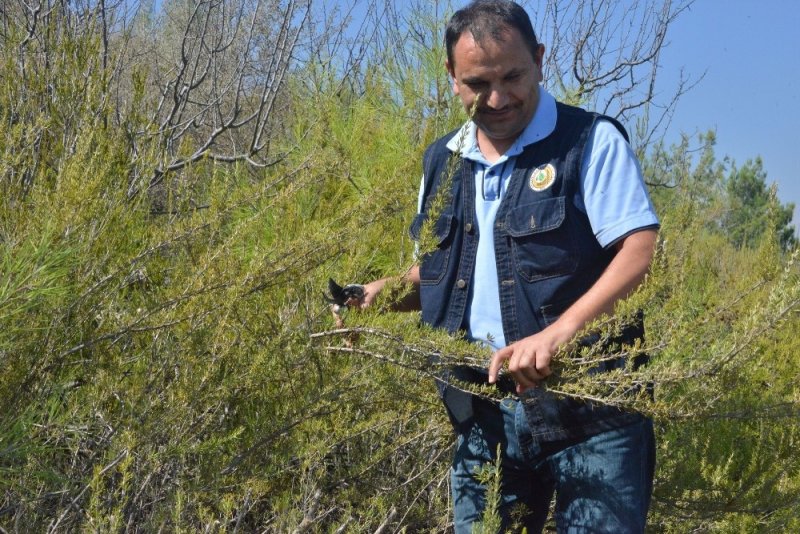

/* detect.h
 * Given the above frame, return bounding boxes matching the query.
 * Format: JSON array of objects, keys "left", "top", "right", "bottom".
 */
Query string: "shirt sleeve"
[
  {"left": 417, "top": 174, "right": 425, "bottom": 214},
  {"left": 412, "top": 174, "right": 425, "bottom": 258},
  {"left": 580, "top": 120, "right": 660, "bottom": 248}
]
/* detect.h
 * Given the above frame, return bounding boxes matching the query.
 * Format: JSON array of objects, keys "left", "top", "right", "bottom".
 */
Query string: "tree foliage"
[
  {"left": 1, "top": 0, "right": 799, "bottom": 532},
  {"left": 724, "top": 157, "right": 796, "bottom": 251}
]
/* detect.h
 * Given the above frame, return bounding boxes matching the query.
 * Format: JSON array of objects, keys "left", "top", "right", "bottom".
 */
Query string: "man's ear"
[
  {"left": 533, "top": 44, "right": 545, "bottom": 82},
  {"left": 534, "top": 44, "right": 545, "bottom": 66},
  {"left": 445, "top": 60, "right": 459, "bottom": 95}
]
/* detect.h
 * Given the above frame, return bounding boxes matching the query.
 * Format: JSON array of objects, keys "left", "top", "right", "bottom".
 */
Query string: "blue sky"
[{"left": 657, "top": 0, "right": 800, "bottom": 222}]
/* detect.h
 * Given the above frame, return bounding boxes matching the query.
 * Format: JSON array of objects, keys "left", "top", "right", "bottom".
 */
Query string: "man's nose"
[{"left": 484, "top": 86, "right": 509, "bottom": 109}]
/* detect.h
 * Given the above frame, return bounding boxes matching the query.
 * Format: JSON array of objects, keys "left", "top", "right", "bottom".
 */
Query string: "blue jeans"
[{"left": 450, "top": 394, "right": 655, "bottom": 533}]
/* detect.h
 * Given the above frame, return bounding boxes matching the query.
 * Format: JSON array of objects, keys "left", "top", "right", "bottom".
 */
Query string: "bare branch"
[{"left": 528, "top": 0, "right": 698, "bottom": 150}]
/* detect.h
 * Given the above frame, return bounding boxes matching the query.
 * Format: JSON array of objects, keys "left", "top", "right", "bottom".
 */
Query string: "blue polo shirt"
[{"left": 418, "top": 87, "right": 659, "bottom": 350}]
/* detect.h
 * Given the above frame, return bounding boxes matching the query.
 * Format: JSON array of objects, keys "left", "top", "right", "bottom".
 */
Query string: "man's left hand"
[{"left": 488, "top": 323, "right": 574, "bottom": 394}]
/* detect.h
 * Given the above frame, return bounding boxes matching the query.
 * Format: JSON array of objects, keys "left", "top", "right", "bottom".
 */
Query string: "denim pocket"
[
  {"left": 410, "top": 210, "right": 456, "bottom": 285},
  {"left": 505, "top": 196, "right": 577, "bottom": 282}
]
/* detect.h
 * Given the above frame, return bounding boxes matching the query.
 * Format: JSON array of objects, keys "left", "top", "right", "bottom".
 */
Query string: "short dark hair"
[{"left": 445, "top": 0, "right": 539, "bottom": 68}]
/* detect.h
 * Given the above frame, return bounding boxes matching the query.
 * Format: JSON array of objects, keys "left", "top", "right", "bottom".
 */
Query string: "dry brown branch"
[{"left": 529, "top": 0, "right": 699, "bottom": 149}]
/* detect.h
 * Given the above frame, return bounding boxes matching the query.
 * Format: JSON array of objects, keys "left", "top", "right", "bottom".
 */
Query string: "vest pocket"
[
  {"left": 409, "top": 211, "right": 455, "bottom": 285},
  {"left": 506, "top": 196, "right": 578, "bottom": 282}
]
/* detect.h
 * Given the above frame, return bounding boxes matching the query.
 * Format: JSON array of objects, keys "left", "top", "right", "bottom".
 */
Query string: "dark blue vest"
[{"left": 411, "top": 103, "right": 646, "bottom": 441}]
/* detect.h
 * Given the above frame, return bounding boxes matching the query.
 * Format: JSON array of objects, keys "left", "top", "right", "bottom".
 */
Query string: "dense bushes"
[{"left": 1, "top": 1, "right": 798, "bottom": 531}]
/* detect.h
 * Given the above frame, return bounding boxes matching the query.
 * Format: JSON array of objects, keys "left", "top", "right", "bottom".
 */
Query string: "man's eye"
[{"left": 465, "top": 81, "right": 487, "bottom": 90}]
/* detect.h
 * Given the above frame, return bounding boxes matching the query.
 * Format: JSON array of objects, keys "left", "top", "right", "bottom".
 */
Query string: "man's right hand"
[
  {"left": 359, "top": 265, "right": 422, "bottom": 312},
  {"left": 359, "top": 279, "right": 387, "bottom": 309}
]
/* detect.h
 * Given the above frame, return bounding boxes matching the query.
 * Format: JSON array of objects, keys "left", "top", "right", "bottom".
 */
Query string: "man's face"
[{"left": 447, "top": 27, "right": 544, "bottom": 149}]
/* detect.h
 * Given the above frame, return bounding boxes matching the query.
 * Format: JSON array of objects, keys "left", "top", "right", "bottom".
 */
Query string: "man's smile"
[{"left": 478, "top": 106, "right": 518, "bottom": 118}]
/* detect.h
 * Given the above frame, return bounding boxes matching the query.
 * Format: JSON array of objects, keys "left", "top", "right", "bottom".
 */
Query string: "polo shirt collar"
[{"left": 446, "top": 85, "right": 557, "bottom": 161}]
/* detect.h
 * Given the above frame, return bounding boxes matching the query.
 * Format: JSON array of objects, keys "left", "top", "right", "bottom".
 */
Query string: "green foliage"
[
  {"left": 627, "top": 136, "right": 800, "bottom": 530},
  {"left": 473, "top": 445, "right": 504, "bottom": 534},
  {"left": 725, "top": 157, "right": 796, "bottom": 251},
  {"left": 1, "top": 3, "right": 799, "bottom": 533},
  {"left": 644, "top": 133, "right": 796, "bottom": 252}
]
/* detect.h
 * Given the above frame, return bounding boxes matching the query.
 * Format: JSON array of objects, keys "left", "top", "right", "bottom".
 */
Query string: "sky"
[{"left": 655, "top": 0, "right": 800, "bottom": 223}]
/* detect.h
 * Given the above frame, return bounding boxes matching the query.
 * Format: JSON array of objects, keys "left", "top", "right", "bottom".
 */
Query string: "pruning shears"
[{"left": 324, "top": 278, "right": 365, "bottom": 313}]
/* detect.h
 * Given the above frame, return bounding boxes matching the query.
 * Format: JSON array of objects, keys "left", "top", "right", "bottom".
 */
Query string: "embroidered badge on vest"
[{"left": 529, "top": 163, "right": 556, "bottom": 192}]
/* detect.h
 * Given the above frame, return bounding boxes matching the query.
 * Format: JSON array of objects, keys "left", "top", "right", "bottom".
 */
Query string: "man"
[{"left": 357, "top": 1, "right": 659, "bottom": 531}]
